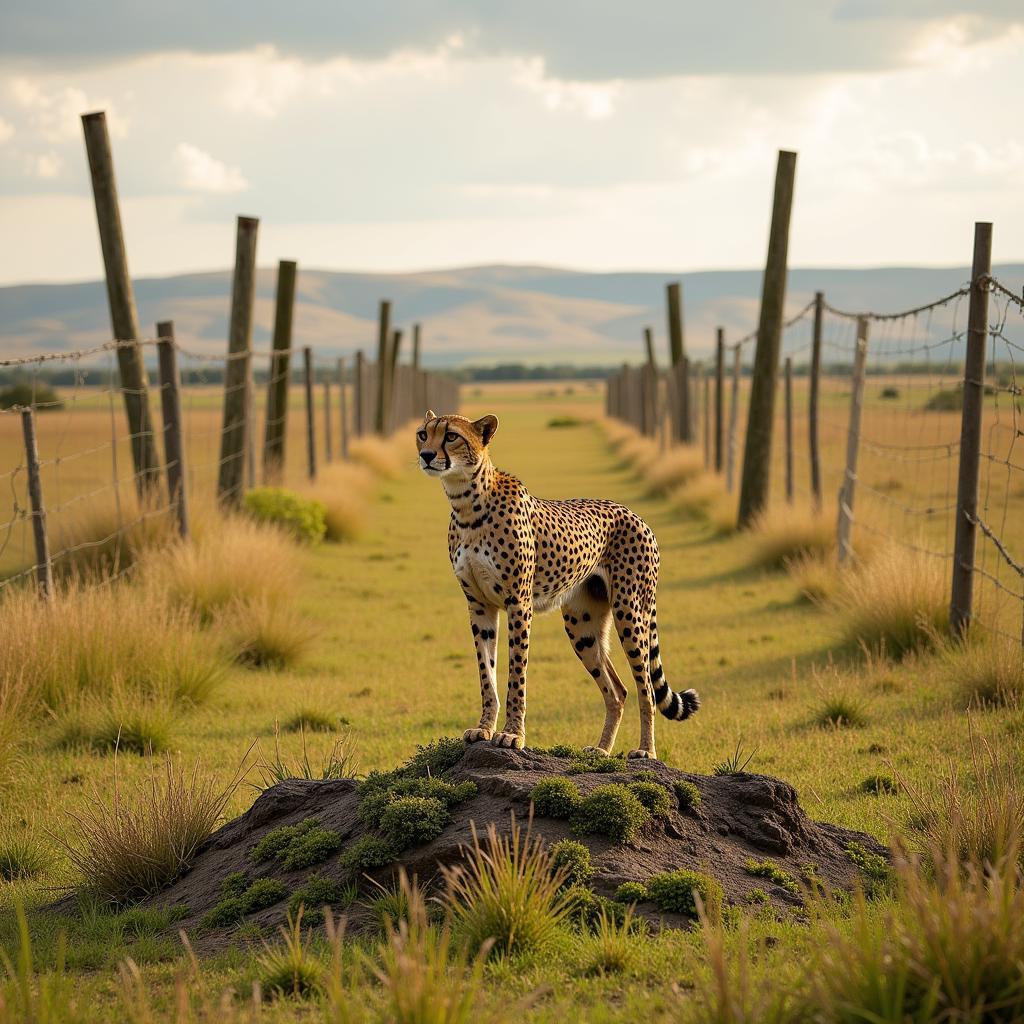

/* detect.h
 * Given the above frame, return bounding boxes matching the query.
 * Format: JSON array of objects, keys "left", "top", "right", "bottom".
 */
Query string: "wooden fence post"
[
  {"left": 390, "top": 329, "right": 404, "bottom": 432},
  {"left": 354, "top": 350, "right": 365, "bottom": 437},
  {"left": 374, "top": 300, "right": 392, "bottom": 435},
  {"left": 323, "top": 379, "right": 333, "bottom": 463},
  {"left": 217, "top": 215, "right": 259, "bottom": 507},
  {"left": 680, "top": 357, "right": 691, "bottom": 443},
  {"left": 702, "top": 367, "right": 711, "bottom": 469},
  {"left": 809, "top": 290, "right": 824, "bottom": 512},
  {"left": 337, "top": 357, "right": 350, "bottom": 460},
  {"left": 950, "top": 222, "right": 993, "bottom": 636},
  {"left": 738, "top": 150, "right": 797, "bottom": 529},
  {"left": 263, "top": 259, "right": 297, "bottom": 483},
  {"left": 726, "top": 344, "right": 741, "bottom": 493},
  {"left": 714, "top": 329, "right": 725, "bottom": 472},
  {"left": 837, "top": 318, "right": 868, "bottom": 566},
  {"left": 81, "top": 110, "right": 161, "bottom": 498},
  {"left": 20, "top": 408, "right": 53, "bottom": 600},
  {"left": 303, "top": 347, "right": 316, "bottom": 481},
  {"left": 156, "top": 322, "right": 189, "bottom": 539},
  {"left": 643, "top": 327, "right": 658, "bottom": 438},
  {"left": 784, "top": 356, "right": 794, "bottom": 504},
  {"left": 666, "top": 282, "right": 687, "bottom": 442}
]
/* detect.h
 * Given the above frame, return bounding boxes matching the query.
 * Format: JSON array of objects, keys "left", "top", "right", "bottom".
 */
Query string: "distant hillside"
[{"left": 2, "top": 264, "right": 1022, "bottom": 367}]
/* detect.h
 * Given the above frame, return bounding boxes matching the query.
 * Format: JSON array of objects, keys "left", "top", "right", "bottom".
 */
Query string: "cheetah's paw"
[
  {"left": 627, "top": 748, "right": 657, "bottom": 760},
  {"left": 490, "top": 731, "right": 525, "bottom": 750},
  {"left": 582, "top": 745, "right": 611, "bottom": 755},
  {"left": 463, "top": 728, "right": 493, "bottom": 744}
]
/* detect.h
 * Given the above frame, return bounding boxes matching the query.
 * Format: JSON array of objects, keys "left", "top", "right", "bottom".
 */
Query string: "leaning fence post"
[
  {"left": 950, "top": 222, "right": 993, "bottom": 636},
  {"left": 354, "top": 350, "right": 365, "bottom": 437},
  {"left": 837, "top": 318, "right": 868, "bottom": 566},
  {"left": 714, "top": 329, "right": 725, "bottom": 472},
  {"left": 263, "top": 259, "right": 297, "bottom": 483},
  {"left": 809, "top": 291, "right": 824, "bottom": 512},
  {"left": 374, "top": 300, "right": 392, "bottom": 435},
  {"left": 156, "top": 321, "right": 189, "bottom": 539},
  {"left": 738, "top": 150, "right": 798, "bottom": 529},
  {"left": 81, "top": 111, "right": 161, "bottom": 498},
  {"left": 337, "top": 357, "right": 350, "bottom": 460},
  {"left": 303, "top": 347, "right": 316, "bottom": 481},
  {"left": 20, "top": 407, "right": 53, "bottom": 601},
  {"left": 784, "top": 356, "right": 794, "bottom": 504},
  {"left": 217, "top": 215, "right": 259, "bottom": 507},
  {"left": 726, "top": 344, "right": 741, "bottom": 492}
]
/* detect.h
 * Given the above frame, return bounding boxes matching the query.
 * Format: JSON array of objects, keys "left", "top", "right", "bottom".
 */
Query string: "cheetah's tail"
[{"left": 649, "top": 605, "right": 700, "bottom": 722}]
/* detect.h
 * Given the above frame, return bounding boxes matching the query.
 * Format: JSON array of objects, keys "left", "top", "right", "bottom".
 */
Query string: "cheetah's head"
[{"left": 416, "top": 410, "right": 498, "bottom": 479}]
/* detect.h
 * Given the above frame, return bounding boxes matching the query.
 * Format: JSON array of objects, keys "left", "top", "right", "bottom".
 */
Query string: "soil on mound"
[{"left": 152, "top": 743, "right": 888, "bottom": 944}]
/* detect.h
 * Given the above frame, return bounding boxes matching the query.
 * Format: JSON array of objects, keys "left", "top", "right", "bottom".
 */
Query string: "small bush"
[
  {"left": 744, "top": 858, "right": 798, "bottom": 894},
  {"left": 530, "top": 777, "right": 583, "bottom": 818},
  {"left": 834, "top": 543, "right": 948, "bottom": 657},
  {"left": 252, "top": 819, "right": 320, "bottom": 863},
  {"left": 363, "top": 876, "right": 418, "bottom": 931},
  {"left": 442, "top": 819, "right": 573, "bottom": 958},
  {"left": 256, "top": 911, "right": 324, "bottom": 999},
  {"left": 402, "top": 736, "right": 467, "bottom": 778},
  {"left": 0, "top": 380, "right": 63, "bottom": 410},
  {"left": 358, "top": 775, "right": 476, "bottom": 827},
  {"left": 288, "top": 874, "right": 352, "bottom": 925},
  {"left": 0, "top": 832, "right": 47, "bottom": 881},
  {"left": 540, "top": 743, "right": 582, "bottom": 758},
  {"left": 815, "top": 692, "right": 868, "bottom": 729},
  {"left": 251, "top": 817, "right": 341, "bottom": 869},
  {"left": 880, "top": 386, "right": 900, "bottom": 399},
  {"left": 61, "top": 756, "right": 242, "bottom": 904},
  {"left": 243, "top": 487, "right": 326, "bottom": 544},
  {"left": 626, "top": 780, "right": 672, "bottom": 817},
  {"left": 243, "top": 877, "right": 289, "bottom": 912},
  {"left": 925, "top": 387, "right": 963, "bottom": 411},
  {"left": 298, "top": 461, "right": 374, "bottom": 542},
  {"left": 202, "top": 895, "right": 248, "bottom": 928},
  {"left": 860, "top": 772, "right": 899, "bottom": 796},
  {"left": 380, "top": 796, "right": 449, "bottom": 850},
  {"left": 570, "top": 784, "right": 650, "bottom": 844},
  {"left": 566, "top": 751, "right": 626, "bottom": 775},
  {"left": 670, "top": 473, "right": 729, "bottom": 521},
  {"left": 339, "top": 834, "right": 397, "bottom": 877},
  {"left": 673, "top": 780, "right": 702, "bottom": 811},
  {"left": 282, "top": 708, "right": 342, "bottom": 733},
  {"left": 547, "top": 416, "right": 582, "bottom": 428},
  {"left": 646, "top": 868, "right": 723, "bottom": 922},
  {"left": 614, "top": 881, "right": 649, "bottom": 904},
  {"left": 549, "top": 839, "right": 593, "bottom": 888}
]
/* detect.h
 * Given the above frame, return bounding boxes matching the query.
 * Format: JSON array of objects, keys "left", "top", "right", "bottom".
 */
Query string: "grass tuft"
[
  {"left": 750, "top": 504, "right": 834, "bottom": 570},
  {"left": 256, "top": 910, "right": 325, "bottom": 999},
  {"left": 214, "top": 596, "right": 319, "bottom": 670},
  {"left": 577, "top": 905, "right": 640, "bottom": 976},
  {"left": 786, "top": 550, "right": 840, "bottom": 604},
  {"left": 939, "top": 632, "right": 1024, "bottom": 709},
  {"left": 0, "top": 831, "right": 48, "bottom": 882},
  {"left": 644, "top": 446, "right": 704, "bottom": 496},
  {"left": 298, "top": 461, "right": 376, "bottom": 542}
]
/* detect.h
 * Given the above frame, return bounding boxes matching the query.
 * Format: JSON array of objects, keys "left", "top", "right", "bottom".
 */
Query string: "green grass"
[{"left": 2, "top": 385, "right": 1022, "bottom": 1021}]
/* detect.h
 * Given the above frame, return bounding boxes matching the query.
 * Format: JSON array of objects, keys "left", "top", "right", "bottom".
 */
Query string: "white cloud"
[
  {"left": 7, "top": 78, "right": 126, "bottom": 141},
  {"left": 174, "top": 142, "right": 248, "bottom": 193},
  {"left": 513, "top": 59, "right": 621, "bottom": 119},
  {"left": 30, "top": 152, "right": 60, "bottom": 178},
  {"left": 0, "top": 116, "right": 12, "bottom": 143}
]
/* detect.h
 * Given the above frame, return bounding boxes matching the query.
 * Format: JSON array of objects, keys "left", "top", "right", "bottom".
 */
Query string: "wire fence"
[
  {"left": 606, "top": 271, "right": 1024, "bottom": 647},
  {"left": 0, "top": 336, "right": 460, "bottom": 598}
]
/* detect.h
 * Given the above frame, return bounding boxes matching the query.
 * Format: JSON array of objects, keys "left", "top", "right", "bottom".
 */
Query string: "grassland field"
[{"left": 0, "top": 380, "right": 1021, "bottom": 1021}]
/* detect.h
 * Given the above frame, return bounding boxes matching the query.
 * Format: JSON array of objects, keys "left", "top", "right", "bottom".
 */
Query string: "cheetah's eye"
[
  {"left": 416, "top": 430, "right": 427, "bottom": 441},
  {"left": 445, "top": 431, "right": 460, "bottom": 444}
]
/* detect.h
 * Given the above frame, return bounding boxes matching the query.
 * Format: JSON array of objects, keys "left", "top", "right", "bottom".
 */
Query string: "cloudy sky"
[{"left": 0, "top": 2, "right": 1022, "bottom": 284}]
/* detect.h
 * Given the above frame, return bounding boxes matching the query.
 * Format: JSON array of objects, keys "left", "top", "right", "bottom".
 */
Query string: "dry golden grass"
[
  {"left": 0, "top": 582, "right": 226, "bottom": 714},
  {"left": 786, "top": 551, "right": 840, "bottom": 604},
  {"left": 349, "top": 434, "right": 407, "bottom": 479},
  {"left": 750, "top": 504, "right": 835, "bottom": 571},
  {"left": 644, "top": 445, "right": 704, "bottom": 497},
  {"left": 299, "top": 462, "right": 376, "bottom": 542},
  {"left": 616, "top": 435, "right": 660, "bottom": 475},
  {"left": 214, "top": 596, "right": 320, "bottom": 670},
  {"left": 833, "top": 543, "right": 949, "bottom": 657},
  {"left": 139, "top": 514, "right": 300, "bottom": 621},
  {"left": 599, "top": 417, "right": 642, "bottom": 450},
  {"left": 59, "top": 754, "right": 247, "bottom": 903},
  {"left": 938, "top": 632, "right": 1024, "bottom": 709},
  {"left": 0, "top": 670, "right": 31, "bottom": 784},
  {"left": 668, "top": 472, "right": 735, "bottom": 532}
]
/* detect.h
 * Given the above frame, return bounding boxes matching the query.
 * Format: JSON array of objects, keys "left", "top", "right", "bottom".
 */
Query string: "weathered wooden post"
[
  {"left": 217, "top": 215, "right": 259, "bottom": 507},
  {"left": 643, "top": 327, "right": 658, "bottom": 438},
  {"left": 809, "top": 291, "right": 824, "bottom": 512},
  {"left": 354, "top": 350, "right": 365, "bottom": 437},
  {"left": 156, "top": 321, "right": 189, "bottom": 539},
  {"left": 680, "top": 357, "right": 691, "bottom": 443},
  {"left": 263, "top": 260, "right": 297, "bottom": 483},
  {"left": 666, "top": 281, "right": 687, "bottom": 442},
  {"left": 726, "top": 345, "right": 741, "bottom": 492},
  {"left": 950, "top": 222, "right": 993, "bottom": 636},
  {"left": 374, "top": 301, "right": 392, "bottom": 435},
  {"left": 738, "top": 150, "right": 798, "bottom": 529},
  {"left": 20, "top": 408, "right": 53, "bottom": 600},
  {"left": 714, "top": 328, "right": 725, "bottom": 473},
  {"left": 388, "top": 329, "right": 404, "bottom": 432},
  {"left": 784, "top": 356, "right": 794, "bottom": 504},
  {"left": 81, "top": 110, "right": 161, "bottom": 497},
  {"left": 337, "top": 357, "right": 350, "bottom": 460},
  {"left": 702, "top": 367, "right": 711, "bottom": 469},
  {"left": 303, "top": 347, "right": 316, "bottom": 481},
  {"left": 837, "top": 318, "right": 868, "bottom": 566},
  {"left": 323, "top": 378, "right": 333, "bottom": 463}
]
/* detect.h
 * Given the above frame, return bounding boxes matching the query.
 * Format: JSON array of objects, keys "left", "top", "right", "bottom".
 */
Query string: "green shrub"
[
  {"left": 339, "top": 834, "right": 397, "bottom": 877},
  {"left": 815, "top": 693, "right": 868, "bottom": 729},
  {"left": 646, "top": 868, "right": 723, "bottom": 922},
  {"left": 0, "top": 381, "right": 63, "bottom": 411},
  {"left": 202, "top": 875, "right": 287, "bottom": 928},
  {"left": 673, "top": 780, "right": 702, "bottom": 811},
  {"left": 252, "top": 819, "right": 319, "bottom": 863},
  {"left": 221, "top": 871, "right": 249, "bottom": 898},
  {"left": 243, "top": 487, "right": 326, "bottom": 544},
  {"left": 566, "top": 751, "right": 625, "bottom": 775},
  {"left": 563, "top": 885, "right": 629, "bottom": 933},
  {"left": 530, "top": 777, "right": 583, "bottom": 818},
  {"left": 627, "top": 780, "right": 672, "bottom": 817},
  {"left": 288, "top": 874, "right": 352, "bottom": 924},
  {"left": 379, "top": 796, "right": 449, "bottom": 849},
  {"left": 549, "top": 839, "right": 593, "bottom": 888},
  {"left": 251, "top": 817, "right": 341, "bottom": 869},
  {"left": 202, "top": 895, "right": 248, "bottom": 928},
  {"left": 547, "top": 416, "right": 582, "bottom": 428},
  {"left": 357, "top": 775, "right": 475, "bottom": 827},
  {"left": 744, "top": 858, "right": 798, "bottom": 894},
  {"left": 744, "top": 887, "right": 770, "bottom": 905},
  {"left": 860, "top": 772, "right": 899, "bottom": 796},
  {"left": 614, "top": 881, "right": 649, "bottom": 904},
  {"left": 243, "top": 877, "right": 288, "bottom": 912},
  {"left": 281, "top": 708, "right": 344, "bottom": 733},
  {"left": 845, "top": 841, "right": 891, "bottom": 893},
  {"left": 402, "top": 736, "right": 466, "bottom": 777},
  {"left": 632, "top": 769, "right": 659, "bottom": 783},
  {"left": 570, "top": 784, "right": 650, "bottom": 844},
  {"left": 539, "top": 743, "right": 582, "bottom": 758},
  {"left": 925, "top": 388, "right": 962, "bottom": 412}
]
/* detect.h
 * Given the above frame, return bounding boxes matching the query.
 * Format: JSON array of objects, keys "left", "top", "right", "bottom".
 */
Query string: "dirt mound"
[{"left": 154, "top": 744, "right": 888, "bottom": 941}]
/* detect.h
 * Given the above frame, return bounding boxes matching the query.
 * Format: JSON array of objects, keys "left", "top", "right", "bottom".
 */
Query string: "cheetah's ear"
[
  {"left": 424, "top": 409, "right": 437, "bottom": 422},
  {"left": 472, "top": 414, "right": 499, "bottom": 445}
]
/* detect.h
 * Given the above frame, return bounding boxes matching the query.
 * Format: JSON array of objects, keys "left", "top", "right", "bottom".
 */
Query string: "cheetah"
[{"left": 416, "top": 410, "right": 700, "bottom": 760}]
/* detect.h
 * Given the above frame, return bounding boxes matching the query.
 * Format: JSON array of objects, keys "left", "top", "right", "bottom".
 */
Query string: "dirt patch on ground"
[{"left": 151, "top": 744, "right": 887, "bottom": 947}]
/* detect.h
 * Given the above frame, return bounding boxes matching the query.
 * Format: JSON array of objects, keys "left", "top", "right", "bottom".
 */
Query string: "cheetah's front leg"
[
  {"left": 492, "top": 595, "right": 532, "bottom": 749},
  {"left": 463, "top": 599, "right": 499, "bottom": 744}
]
